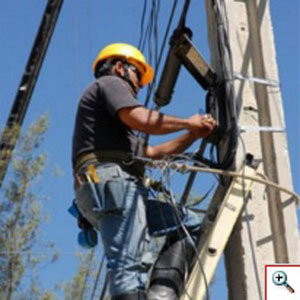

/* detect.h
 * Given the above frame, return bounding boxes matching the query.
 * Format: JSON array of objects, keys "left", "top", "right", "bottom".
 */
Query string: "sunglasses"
[{"left": 127, "top": 64, "right": 142, "bottom": 82}]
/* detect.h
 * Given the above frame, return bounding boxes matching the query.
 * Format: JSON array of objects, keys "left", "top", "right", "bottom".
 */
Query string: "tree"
[
  {"left": 0, "top": 115, "right": 58, "bottom": 300},
  {"left": 62, "top": 249, "right": 103, "bottom": 300}
]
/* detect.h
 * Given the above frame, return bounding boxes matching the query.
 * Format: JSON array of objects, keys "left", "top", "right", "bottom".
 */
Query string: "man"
[{"left": 72, "top": 43, "right": 216, "bottom": 300}]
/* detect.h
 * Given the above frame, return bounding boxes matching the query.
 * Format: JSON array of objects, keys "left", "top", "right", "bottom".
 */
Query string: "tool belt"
[{"left": 74, "top": 150, "right": 145, "bottom": 179}]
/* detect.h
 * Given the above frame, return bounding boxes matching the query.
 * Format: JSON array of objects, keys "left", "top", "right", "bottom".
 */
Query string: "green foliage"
[
  {"left": 0, "top": 115, "right": 57, "bottom": 300},
  {"left": 63, "top": 250, "right": 98, "bottom": 300}
]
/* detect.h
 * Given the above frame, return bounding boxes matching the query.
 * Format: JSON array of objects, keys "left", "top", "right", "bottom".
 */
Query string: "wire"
[
  {"left": 137, "top": 156, "right": 300, "bottom": 201},
  {"left": 146, "top": 1, "right": 155, "bottom": 65},
  {"left": 178, "top": 164, "right": 299, "bottom": 201},
  {"left": 143, "top": 0, "right": 178, "bottom": 108},
  {"left": 79, "top": 248, "right": 95, "bottom": 300},
  {"left": 90, "top": 254, "right": 106, "bottom": 300},
  {"left": 150, "top": 0, "right": 160, "bottom": 68},
  {"left": 99, "top": 273, "right": 109, "bottom": 300},
  {"left": 135, "top": 0, "right": 179, "bottom": 158},
  {"left": 138, "top": 0, "right": 148, "bottom": 50},
  {"left": 197, "top": 0, "right": 238, "bottom": 169},
  {"left": 154, "top": 157, "right": 210, "bottom": 300},
  {"left": 141, "top": 0, "right": 155, "bottom": 54}
]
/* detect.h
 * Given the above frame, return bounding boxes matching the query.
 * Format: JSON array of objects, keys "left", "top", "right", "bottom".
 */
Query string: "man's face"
[
  {"left": 125, "top": 63, "right": 143, "bottom": 93},
  {"left": 113, "top": 60, "right": 143, "bottom": 94}
]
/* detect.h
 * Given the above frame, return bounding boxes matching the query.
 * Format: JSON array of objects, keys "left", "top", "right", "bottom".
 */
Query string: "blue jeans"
[{"left": 75, "top": 163, "right": 202, "bottom": 296}]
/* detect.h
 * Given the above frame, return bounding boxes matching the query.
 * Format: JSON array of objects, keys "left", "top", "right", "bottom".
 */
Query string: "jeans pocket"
[
  {"left": 96, "top": 177, "right": 126, "bottom": 215},
  {"left": 76, "top": 178, "right": 126, "bottom": 219}
]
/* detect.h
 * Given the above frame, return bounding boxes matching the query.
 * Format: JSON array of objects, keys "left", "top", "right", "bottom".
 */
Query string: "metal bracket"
[
  {"left": 233, "top": 72, "right": 280, "bottom": 87},
  {"left": 240, "top": 125, "right": 285, "bottom": 133},
  {"left": 175, "top": 34, "right": 217, "bottom": 90},
  {"left": 154, "top": 31, "right": 217, "bottom": 107}
]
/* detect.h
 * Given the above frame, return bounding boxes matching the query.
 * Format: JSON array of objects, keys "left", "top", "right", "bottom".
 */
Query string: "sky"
[{"left": 0, "top": 0, "right": 299, "bottom": 299}]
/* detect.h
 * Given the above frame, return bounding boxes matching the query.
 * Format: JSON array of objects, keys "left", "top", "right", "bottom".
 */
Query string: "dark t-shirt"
[{"left": 72, "top": 75, "right": 144, "bottom": 167}]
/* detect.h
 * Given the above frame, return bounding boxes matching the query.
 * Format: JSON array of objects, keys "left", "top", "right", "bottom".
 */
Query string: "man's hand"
[
  {"left": 188, "top": 114, "right": 217, "bottom": 138},
  {"left": 143, "top": 114, "right": 217, "bottom": 159}
]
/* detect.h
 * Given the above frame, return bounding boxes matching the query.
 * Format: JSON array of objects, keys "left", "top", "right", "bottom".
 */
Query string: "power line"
[
  {"left": 135, "top": 156, "right": 299, "bottom": 201},
  {"left": 90, "top": 254, "right": 106, "bottom": 300},
  {"left": 143, "top": 0, "right": 178, "bottom": 108},
  {"left": 138, "top": 0, "right": 148, "bottom": 50}
]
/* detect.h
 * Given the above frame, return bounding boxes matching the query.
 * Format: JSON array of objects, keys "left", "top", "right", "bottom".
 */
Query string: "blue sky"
[{"left": 0, "top": 0, "right": 299, "bottom": 298}]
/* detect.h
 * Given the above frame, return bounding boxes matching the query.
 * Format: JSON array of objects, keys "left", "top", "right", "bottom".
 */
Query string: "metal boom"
[{"left": 0, "top": 0, "right": 64, "bottom": 188}]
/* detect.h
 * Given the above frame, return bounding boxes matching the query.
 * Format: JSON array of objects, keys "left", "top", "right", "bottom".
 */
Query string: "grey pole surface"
[{"left": 246, "top": 0, "right": 289, "bottom": 263}]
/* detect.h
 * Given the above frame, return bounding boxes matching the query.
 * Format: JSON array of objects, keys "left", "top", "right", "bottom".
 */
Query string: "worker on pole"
[{"left": 72, "top": 43, "right": 216, "bottom": 300}]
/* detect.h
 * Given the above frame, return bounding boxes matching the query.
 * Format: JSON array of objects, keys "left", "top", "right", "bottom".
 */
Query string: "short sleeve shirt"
[{"left": 72, "top": 75, "right": 145, "bottom": 166}]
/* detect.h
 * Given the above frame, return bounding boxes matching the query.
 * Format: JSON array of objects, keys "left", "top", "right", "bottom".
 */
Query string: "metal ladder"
[{"left": 181, "top": 162, "right": 257, "bottom": 300}]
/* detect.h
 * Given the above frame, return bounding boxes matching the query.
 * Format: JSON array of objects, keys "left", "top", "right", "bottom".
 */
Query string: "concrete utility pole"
[{"left": 205, "top": 0, "right": 299, "bottom": 299}]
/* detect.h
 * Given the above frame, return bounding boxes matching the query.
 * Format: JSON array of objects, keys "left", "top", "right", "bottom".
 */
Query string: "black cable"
[
  {"left": 153, "top": 0, "right": 160, "bottom": 67},
  {"left": 140, "top": 0, "right": 179, "bottom": 150},
  {"left": 79, "top": 249, "right": 95, "bottom": 300},
  {"left": 99, "top": 273, "right": 109, "bottom": 300},
  {"left": 141, "top": 0, "right": 154, "bottom": 54},
  {"left": 146, "top": 0, "right": 152, "bottom": 64},
  {"left": 143, "top": 0, "right": 178, "bottom": 108},
  {"left": 149, "top": 0, "right": 155, "bottom": 55},
  {"left": 197, "top": 0, "right": 238, "bottom": 170},
  {"left": 90, "top": 254, "right": 105, "bottom": 300},
  {"left": 138, "top": 0, "right": 148, "bottom": 50}
]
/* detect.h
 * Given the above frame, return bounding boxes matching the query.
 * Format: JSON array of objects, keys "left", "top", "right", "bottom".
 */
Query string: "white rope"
[{"left": 141, "top": 158, "right": 300, "bottom": 203}]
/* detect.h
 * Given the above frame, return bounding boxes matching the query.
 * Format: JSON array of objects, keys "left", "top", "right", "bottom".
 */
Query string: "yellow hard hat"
[{"left": 92, "top": 43, "right": 154, "bottom": 86}]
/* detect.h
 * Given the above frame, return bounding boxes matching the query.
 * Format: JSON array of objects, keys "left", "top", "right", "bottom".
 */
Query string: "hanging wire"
[
  {"left": 134, "top": 0, "right": 179, "bottom": 160},
  {"left": 137, "top": 0, "right": 179, "bottom": 107},
  {"left": 153, "top": 0, "right": 160, "bottom": 67},
  {"left": 159, "top": 158, "right": 210, "bottom": 300},
  {"left": 79, "top": 249, "right": 95, "bottom": 300},
  {"left": 99, "top": 273, "right": 109, "bottom": 300},
  {"left": 138, "top": 0, "right": 148, "bottom": 50},
  {"left": 140, "top": 1, "right": 155, "bottom": 54},
  {"left": 196, "top": 0, "right": 238, "bottom": 169},
  {"left": 90, "top": 254, "right": 106, "bottom": 300},
  {"left": 135, "top": 151, "right": 297, "bottom": 298},
  {"left": 144, "top": 0, "right": 178, "bottom": 108},
  {"left": 138, "top": 1, "right": 224, "bottom": 298},
  {"left": 138, "top": 0, "right": 179, "bottom": 151},
  {"left": 142, "top": 157, "right": 206, "bottom": 299},
  {"left": 136, "top": 155, "right": 299, "bottom": 200},
  {"left": 146, "top": 1, "right": 154, "bottom": 64}
]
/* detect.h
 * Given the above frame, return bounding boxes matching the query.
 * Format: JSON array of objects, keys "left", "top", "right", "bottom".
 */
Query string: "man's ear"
[{"left": 113, "top": 60, "right": 125, "bottom": 77}]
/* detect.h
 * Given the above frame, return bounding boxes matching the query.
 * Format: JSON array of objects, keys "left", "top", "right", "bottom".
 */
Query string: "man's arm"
[
  {"left": 117, "top": 106, "right": 214, "bottom": 135},
  {"left": 143, "top": 126, "right": 214, "bottom": 160}
]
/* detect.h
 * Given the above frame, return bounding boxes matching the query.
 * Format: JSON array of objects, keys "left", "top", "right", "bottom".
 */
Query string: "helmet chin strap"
[{"left": 121, "top": 64, "right": 138, "bottom": 95}]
